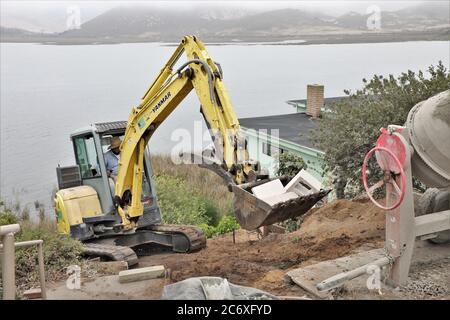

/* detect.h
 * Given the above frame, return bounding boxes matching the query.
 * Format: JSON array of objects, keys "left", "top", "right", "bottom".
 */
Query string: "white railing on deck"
[{"left": 0, "top": 224, "right": 47, "bottom": 300}]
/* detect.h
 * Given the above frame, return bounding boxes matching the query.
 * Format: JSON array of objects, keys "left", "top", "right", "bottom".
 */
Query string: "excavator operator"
[{"left": 104, "top": 136, "right": 121, "bottom": 182}]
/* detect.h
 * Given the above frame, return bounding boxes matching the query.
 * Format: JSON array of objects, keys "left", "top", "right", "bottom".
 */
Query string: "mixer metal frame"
[
  {"left": 316, "top": 125, "right": 450, "bottom": 290},
  {"left": 377, "top": 126, "right": 449, "bottom": 285}
]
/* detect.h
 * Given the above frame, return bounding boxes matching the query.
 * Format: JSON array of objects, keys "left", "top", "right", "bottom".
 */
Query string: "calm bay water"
[{"left": 1, "top": 41, "right": 449, "bottom": 216}]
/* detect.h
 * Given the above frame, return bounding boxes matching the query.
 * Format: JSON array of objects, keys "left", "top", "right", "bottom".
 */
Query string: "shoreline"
[{"left": 1, "top": 30, "right": 449, "bottom": 46}]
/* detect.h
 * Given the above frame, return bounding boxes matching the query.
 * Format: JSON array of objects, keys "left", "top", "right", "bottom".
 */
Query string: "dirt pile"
[{"left": 141, "top": 199, "right": 386, "bottom": 295}]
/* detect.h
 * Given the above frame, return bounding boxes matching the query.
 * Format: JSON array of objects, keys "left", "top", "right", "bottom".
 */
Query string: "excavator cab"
[{"left": 55, "top": 121, "right": 161, "bottom": 240}]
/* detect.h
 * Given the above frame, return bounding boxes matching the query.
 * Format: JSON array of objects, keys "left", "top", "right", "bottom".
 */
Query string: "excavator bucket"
[
  {"left": 231, "top": 176, "right": 330, "bottom": 230},
  {"left": 188, "top": 153, "right": 330, "bottom": 230}
]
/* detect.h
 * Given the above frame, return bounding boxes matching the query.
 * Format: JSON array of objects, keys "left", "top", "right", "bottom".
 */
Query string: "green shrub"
[
  {"left": 15, "top": 227, "right": 83, "bottom": 284},
  {"left": 199, "top": 223, "right": 217, "bottom": 238},
  {"left": 202, "top": 198, "right": 221, "bottom": 226},
  {"left": 199, "top": 215, "right": 240, "bottom": 238},
  {"left": 0, "top": 208, "right": 18, "bottom": 226},
  {"left": 154, "top": 174, "right": 210, "bottom": 225},
  {"left": 311, "top": 61, "right": 450, "bottom": 195},
  {"left": 276, "top": 152, "right": 307, "bottom": 177},
  {"left": 215, "top": 215, "right": 240, "bottom": 235}
]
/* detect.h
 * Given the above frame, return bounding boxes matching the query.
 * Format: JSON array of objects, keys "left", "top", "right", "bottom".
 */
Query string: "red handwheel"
[{"left": 362, "top": 146, "right": 406, "bottom": 211}]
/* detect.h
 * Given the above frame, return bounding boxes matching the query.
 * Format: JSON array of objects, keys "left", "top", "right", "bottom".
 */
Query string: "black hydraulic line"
[{"left": 176, "top": 59, "right": 216, "bottom": 104}]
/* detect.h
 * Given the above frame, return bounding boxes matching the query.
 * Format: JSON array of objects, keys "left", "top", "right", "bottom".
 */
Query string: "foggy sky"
[{"left": 1, "top": 1, "right": 446, "bottom": 32}]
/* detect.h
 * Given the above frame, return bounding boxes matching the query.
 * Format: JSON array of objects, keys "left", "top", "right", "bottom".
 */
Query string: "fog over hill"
[{"left": 1, "top": 2, "right": 448, "bottom": 44}]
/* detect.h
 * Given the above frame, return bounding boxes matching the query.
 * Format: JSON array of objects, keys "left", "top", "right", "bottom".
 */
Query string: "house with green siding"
[
  {"left": 239, "top": 85, "right": 344, "bottom": 181},
  {"left": 239, "top": 113, "right": 325, "bottom": 180}
]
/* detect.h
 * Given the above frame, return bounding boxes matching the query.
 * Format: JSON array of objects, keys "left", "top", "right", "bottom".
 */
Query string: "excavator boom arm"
[{"left": 114, "top": 36, "right": 257, "bottom": 228}]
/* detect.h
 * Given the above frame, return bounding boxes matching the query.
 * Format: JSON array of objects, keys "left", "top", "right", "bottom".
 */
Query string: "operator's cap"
[{"left": 108, "top": 136, "right": 122, "bottom": 150}]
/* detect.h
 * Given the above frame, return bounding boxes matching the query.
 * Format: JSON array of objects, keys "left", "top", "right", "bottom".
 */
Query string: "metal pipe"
[
  {"left": 176, "top": 59, "right": 216, "bottom": 104},
  {"left": 2, "top": 232, "right": 16, "bottom": 300},
  {"left": 0, "top": 238, "right": 47, "bottom": 299},
  {"left": 0, "top": 224, "right": 20, "bottom": 236},
  {"left": 14, "top": 239, "right": 43, "bottom": 248},
  {"left": 316, "top": 256, "right": 390, "bottom": 292}
]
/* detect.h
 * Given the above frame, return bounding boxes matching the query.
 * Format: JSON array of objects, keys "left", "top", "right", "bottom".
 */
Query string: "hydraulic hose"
[{"left": 176, "top": 59, "right": 216, "bottom": 104}]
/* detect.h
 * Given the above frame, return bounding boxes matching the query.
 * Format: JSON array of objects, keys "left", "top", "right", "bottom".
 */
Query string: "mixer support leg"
[{"left": 386, "top": 133, "right": 415, "bottom": 286}]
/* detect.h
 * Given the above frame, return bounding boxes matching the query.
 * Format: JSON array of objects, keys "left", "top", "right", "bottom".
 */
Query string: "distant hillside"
[
  {"left": 1, "top": 4, "right": 449, "bottom": 44},
  {"left": 0, "top": 26, "right": 37, "bottom": 37}
]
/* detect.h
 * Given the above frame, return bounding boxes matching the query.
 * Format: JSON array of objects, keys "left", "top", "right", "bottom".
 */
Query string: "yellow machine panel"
[{"left": 54, "top": 185, "right": 102, "bottom": 234}]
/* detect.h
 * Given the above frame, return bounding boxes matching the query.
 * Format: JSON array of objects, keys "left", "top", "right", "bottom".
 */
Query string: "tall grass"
[{"left": 151, "top": 154, "right": 233, "bottom": 220}]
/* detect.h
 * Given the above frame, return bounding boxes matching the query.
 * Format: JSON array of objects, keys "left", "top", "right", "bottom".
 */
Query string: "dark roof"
[
  {"left": 94, "top": 121, "right": 128, "bottom": 134},
  {"left": 286, "top": 96, "right": 345, "bottom": 106},
  {"left": 239, "top": 113, "right": 320, "bottom": 150}
]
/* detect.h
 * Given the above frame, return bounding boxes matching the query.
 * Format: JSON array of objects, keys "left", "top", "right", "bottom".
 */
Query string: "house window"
[
  {"left": 262, "top": 142, "right": 271, "bottom": 156},
  {"left": 262, "top": 142, "right": 285, "bottom": 157}
]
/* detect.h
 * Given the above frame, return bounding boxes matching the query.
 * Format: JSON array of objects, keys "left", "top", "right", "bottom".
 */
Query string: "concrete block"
[
  {"left": 119, "top": 265, "right": 165, "bottom": 283},
  {"left": 23, "top": 288, "right": 42, "bottom": 299},
  {"left": 263, "top": 192, "right": 298, "bottom": 206},
  {"left": 285, "top": 169, "right": 322, "bottom": 193},
  {"left": 292, "top": 184, "right": 314, "bottom": 196},
  {"left": 251, "top": 179, "right": 285, "bottom": 199}
]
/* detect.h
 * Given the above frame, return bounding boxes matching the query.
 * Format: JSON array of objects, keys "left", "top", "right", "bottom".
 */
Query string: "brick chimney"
[{"left": 306, "top": 84, "right": 324, "bottom": 118}]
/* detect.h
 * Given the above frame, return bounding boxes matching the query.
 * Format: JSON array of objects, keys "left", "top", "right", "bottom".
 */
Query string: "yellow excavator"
[{"left": 54, "top": 36, "right": 328, "bottom": 265}]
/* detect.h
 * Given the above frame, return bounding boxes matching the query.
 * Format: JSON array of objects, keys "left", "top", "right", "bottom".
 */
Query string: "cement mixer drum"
[{"left": 406, "top": 90, "right": 450, "bottom": 188}]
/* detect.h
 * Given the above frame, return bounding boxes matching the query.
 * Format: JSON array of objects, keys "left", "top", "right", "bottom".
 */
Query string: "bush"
[
  {"left": 199, "top": 215, "right": 240, "bottom": 238},
  {"left": 199, "top": 223, "right": 217, "bottom": 238},
  {"left": 0, "top": 207, "right": 18, "bottom": 225},
  {"left": 311, "top": 61, "right": 450, "bottom": 196},
  {"left": 215, "top": 215, "right": 240, "bottom": 234},
  {"left": 154, "top": 174, "right": 211, "bottom": 225},
  {"left": 276, "top": 152, "right": 307, "bottom": 176},
  {"left": 15, "top": 227, "right": 84, "bottom": 285},
  {"left": 202, "top": 198, "right": 221, "bottom": 227},
  {"left": 151, "top": 154, "right": 233, "bottom": 218}
]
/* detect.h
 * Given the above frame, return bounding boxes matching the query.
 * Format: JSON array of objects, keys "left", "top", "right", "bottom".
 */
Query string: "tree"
[
  {"left": 311, "top": 61, "right": 450, "bottom": 197},
  {"left": 276, "top": 152, "right": 307, "bottom": 176}
]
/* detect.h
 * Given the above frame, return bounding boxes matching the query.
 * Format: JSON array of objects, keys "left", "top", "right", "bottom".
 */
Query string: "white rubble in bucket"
[
  {"left": 251, "top": 169, "right": 322, "bottom": 206},
  {"left": 284, "top": 169, "right": 322, "bottom": 194}
]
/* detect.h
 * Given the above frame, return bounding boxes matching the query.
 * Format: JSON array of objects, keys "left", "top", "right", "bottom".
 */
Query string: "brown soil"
[{"left": 139, "top": 199, "right": 386, "bottom": 296}]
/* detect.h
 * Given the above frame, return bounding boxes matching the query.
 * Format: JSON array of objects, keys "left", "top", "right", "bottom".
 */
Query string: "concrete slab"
[
  {"left": 285, "top": 169, "right": 322, "bottom": 193},
  {"left": 286, "top": 241, "right": 450, "bottom": 299},
  {"left": 286, "top": 249, "right": 386, "bottom": 298},
  {"left": 251, "top": 179, "right": 285, "bottom": 199},
  {"left": 263, "top": 192, "right": 298, "bottom": 206},
  {"left": 119, "top": 265, "right": 165, "bottom": 283},
  {"left": 47, "top": 275, "right": 166, "bottom": 300},
  {"left": 23, "top": 288, "right": 42, "bottom": 299}
]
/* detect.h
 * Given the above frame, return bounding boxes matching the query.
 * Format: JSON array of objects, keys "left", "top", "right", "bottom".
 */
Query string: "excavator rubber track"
[
  {"left": 81, "top": 224, "right": 205, "bottom": 266},
  {"left": 82, "top": 243, "right": 139, "bottom": 267},
  {"left": 145, "top": 224, "right": 207, "bottom": 252}
]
